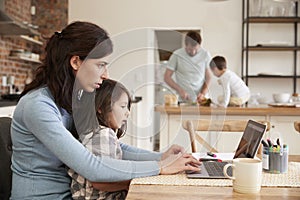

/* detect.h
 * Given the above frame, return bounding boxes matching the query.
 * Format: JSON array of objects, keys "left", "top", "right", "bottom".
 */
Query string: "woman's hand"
[
  {"left": 159, "top": 153, "right": 201, "bottom": 175},
  {"left": 161, "top": 144, "right": 185, "bottom": 160}
]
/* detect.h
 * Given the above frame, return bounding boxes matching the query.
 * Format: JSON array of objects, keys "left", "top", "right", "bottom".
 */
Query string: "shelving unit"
[
  {"left": 6, "top": 35, "right": 43, "bottom": 64},
  {"left": 242, "top": 0, "right": 300, "bottom": 93}
]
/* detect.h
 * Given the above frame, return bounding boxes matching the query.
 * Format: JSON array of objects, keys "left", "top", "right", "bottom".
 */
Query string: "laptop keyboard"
[{"left": 203, "top": 161, "right": 232, "bottom": 177}]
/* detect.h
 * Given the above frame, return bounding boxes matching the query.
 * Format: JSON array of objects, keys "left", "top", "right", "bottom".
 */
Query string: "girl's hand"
[
  {"left": 159, "top": 153, "right": 201, "bottom": 175},
  {"left": 161, "top": 144, "right": 185, "bottom": 160}
]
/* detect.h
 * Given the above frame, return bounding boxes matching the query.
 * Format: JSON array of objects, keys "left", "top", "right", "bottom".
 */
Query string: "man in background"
[{"left": 164, "top": 31, "right": 211, "bottom": 103}]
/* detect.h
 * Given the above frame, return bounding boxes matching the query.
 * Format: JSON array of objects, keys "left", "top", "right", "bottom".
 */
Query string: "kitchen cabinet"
[
  {"left": 242, "top": 0, "right": 300, "bottom": 93},
  {"left": 162, "top": 114, "right": 265, "bottom": 153},
  {"left": 155, "top": 105, "right": 300, "bottom": 154},
  {"left": 268, "top": 116, "right": 300, "bottom": 154},
  {"left": 158, "top": 110, "right": 266, "bottom": 153}
]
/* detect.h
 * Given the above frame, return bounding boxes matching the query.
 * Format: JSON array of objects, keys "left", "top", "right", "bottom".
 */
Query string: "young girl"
[{"left": 68, "top": 79, "right": 133, "bottom": 199}]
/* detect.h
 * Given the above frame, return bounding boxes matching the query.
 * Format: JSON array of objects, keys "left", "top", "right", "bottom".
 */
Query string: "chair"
[
  {"left": 294, "top": 121, "right": 300, "bottom": 133},
  {"left": 0, "top": 117, "right": 12, "bottom": 200},
  {"left": 182, "top": 119, "right": 270, "bottom": 153}
]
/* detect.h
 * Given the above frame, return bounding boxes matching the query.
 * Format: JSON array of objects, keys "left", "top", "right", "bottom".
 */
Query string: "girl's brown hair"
[{"left": 95, "top": 79, "right": 131, "bottom": 138}]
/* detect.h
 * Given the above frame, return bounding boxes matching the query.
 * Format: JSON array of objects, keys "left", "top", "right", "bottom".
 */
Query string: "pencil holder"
[{"left": 262, "top": 145, "right": 288, "bottom": 173}]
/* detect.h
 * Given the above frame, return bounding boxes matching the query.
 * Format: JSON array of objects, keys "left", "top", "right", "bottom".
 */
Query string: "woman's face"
[
  {"left": 108, "top": 92, "right": 130, "bottom": 130},
  {"left": 74, "top": 55, "right": 110, "bottom": 92}
]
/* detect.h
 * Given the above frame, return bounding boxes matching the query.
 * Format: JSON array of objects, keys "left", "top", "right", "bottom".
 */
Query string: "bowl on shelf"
[{"left": 273, "top": 93, "right": 291, "bottom": 103}]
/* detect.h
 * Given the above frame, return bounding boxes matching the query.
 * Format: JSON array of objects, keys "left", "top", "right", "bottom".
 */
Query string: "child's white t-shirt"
[{"left": 218, "top": 69, "right": 250, "bottom": 106}]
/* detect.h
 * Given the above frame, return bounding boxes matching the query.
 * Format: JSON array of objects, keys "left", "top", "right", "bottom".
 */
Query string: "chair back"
[
  {"left": 0, "top": 117, "right": 12, "bottom": 200},
  {"left": 182, "top": 119, "right": 270, "bottom": 153},
  {"left": 294, "top": 121, "right": 300, "bottom": 133}
]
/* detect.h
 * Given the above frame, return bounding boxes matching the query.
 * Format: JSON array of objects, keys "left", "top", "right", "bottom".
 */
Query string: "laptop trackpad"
[{"left": 186, "top": 164, "right": 209, "bottom": 178}]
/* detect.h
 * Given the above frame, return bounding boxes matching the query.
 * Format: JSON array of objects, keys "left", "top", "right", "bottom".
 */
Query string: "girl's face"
[
  {"left": 108, "top": 92, "right": 130, "bottom": 130},
  {"left": 73, "top": 55, "right": 110, "bottom": 92}
]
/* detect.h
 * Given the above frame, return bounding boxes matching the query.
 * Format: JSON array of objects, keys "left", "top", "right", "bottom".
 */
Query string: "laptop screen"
[{"left": 233, "top": 120, "right": 266, "bottom": 159}]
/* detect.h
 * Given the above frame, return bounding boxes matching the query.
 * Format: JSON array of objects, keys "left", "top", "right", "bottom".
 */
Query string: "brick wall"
[
  {"left": 0, "top": 0, "right": 68, "bottom": 95},
  {"left": 32, "top": 0, "right": 68, "bottom": 37}
]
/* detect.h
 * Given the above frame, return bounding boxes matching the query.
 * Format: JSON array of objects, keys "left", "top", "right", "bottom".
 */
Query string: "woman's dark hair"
[
  {"left": 21, "top": 21, "right": 113, "bottom": 115},
  {"left": 185, "top": 31, "right": 202, "bottom": 46},
  {"left": 209, "top": 56, "right": 227, "bottom": 70},
  {"left": 95, "top": 79, "right": 131, "bottom": 138}
]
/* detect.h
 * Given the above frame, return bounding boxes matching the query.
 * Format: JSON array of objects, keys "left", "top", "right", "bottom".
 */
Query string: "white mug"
[{"left": 223, "top": 158, "right": 262, "bottom": 194}]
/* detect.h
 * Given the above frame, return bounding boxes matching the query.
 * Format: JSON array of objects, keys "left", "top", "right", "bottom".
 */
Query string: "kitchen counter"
[
  {"left": 0, "top": 100, "right": 18, "bottom": 107},
  {"left": 155, "top": 105, "right": 300, "bottom": 116},
  {"left": 155, "top": 105, "right": 300, "bottom": 154}
]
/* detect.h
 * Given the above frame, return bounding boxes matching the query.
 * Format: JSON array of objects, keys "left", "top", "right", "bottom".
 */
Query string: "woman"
[{"left": 10, "top": 21, "right": 200, "bottom": 199}]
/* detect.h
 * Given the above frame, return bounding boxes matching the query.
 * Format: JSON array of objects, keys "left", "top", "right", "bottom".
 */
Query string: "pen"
[
  {"left": 207, "top": 152, "right": 217, "bottom": 157},
  {"left": 261, "top": 139, "right": 269, "bottom": 147},
  {"left": 276, "top": 138, "right": 281, "bottom": 146},
  {"left": 267, "top": 138, "right": 273, "bottom": 147},
  {"left": 199, "top": 158, "right": 222, "bottom": 162}
]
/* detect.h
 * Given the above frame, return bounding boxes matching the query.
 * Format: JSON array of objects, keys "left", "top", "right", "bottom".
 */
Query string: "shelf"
[
  {"left": 243, "top": 46, "right": 300, "bottom": 51},
  {"left": 20, "top": 35, "right": 43, "bottom": 45},
  {"left": 244, "top": 75, "right": 300, "bottom": 79},
  {"left": 9, "top": 56, "right": 41, "bottom": 63},
  {"left": 244, "top": 17, "right": 300, "bottom": 23},
  {"left": 0, "top": 21, "right": 40, "bottom": 36}
]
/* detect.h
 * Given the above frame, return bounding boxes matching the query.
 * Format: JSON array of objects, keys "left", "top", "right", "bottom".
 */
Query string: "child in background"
[
  {"left": 68, "top": 79, "right": 132, "bottom": 200},
  {"left": 209, "top": 56, "right": 250, "bottom": 107}
]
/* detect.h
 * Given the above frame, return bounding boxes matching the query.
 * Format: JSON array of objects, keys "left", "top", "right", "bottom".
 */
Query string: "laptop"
[{"left": 186, "top": 119, "right": 267, "bottom": 179}]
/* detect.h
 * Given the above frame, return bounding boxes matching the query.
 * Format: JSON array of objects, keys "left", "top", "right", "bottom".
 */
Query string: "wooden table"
[{"left": 126, "top": 155, "right": 300, "bottom": 200}]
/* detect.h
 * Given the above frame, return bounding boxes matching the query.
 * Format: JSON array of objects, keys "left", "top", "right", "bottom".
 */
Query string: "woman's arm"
[
  {"left": 91, "top": 180, "right": 131, "bottom": 192},
  {"left": 120, "top": 143, "right": 186, "bottom": 163},
  {"left": 23, "top": 97, "right": 160, "bottom": 182},
  {"left": 120, "top": 142, "right": 162, "bottom": 161}
]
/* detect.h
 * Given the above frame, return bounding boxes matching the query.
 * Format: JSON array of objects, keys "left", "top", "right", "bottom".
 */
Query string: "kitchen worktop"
[{"left": 155, "top": 104, "right": 300, "bottom": 116}]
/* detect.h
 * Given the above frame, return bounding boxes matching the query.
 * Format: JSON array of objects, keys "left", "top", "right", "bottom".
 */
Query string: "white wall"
[
  {"left": 69, "top": 0, "right": 298, "bottom": 149},
  {"left": 69, "top": 0, "right": 242, "bottom": 73},
  {"left": 69, "top": 0, "right": 245, "bottom": 149}
]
